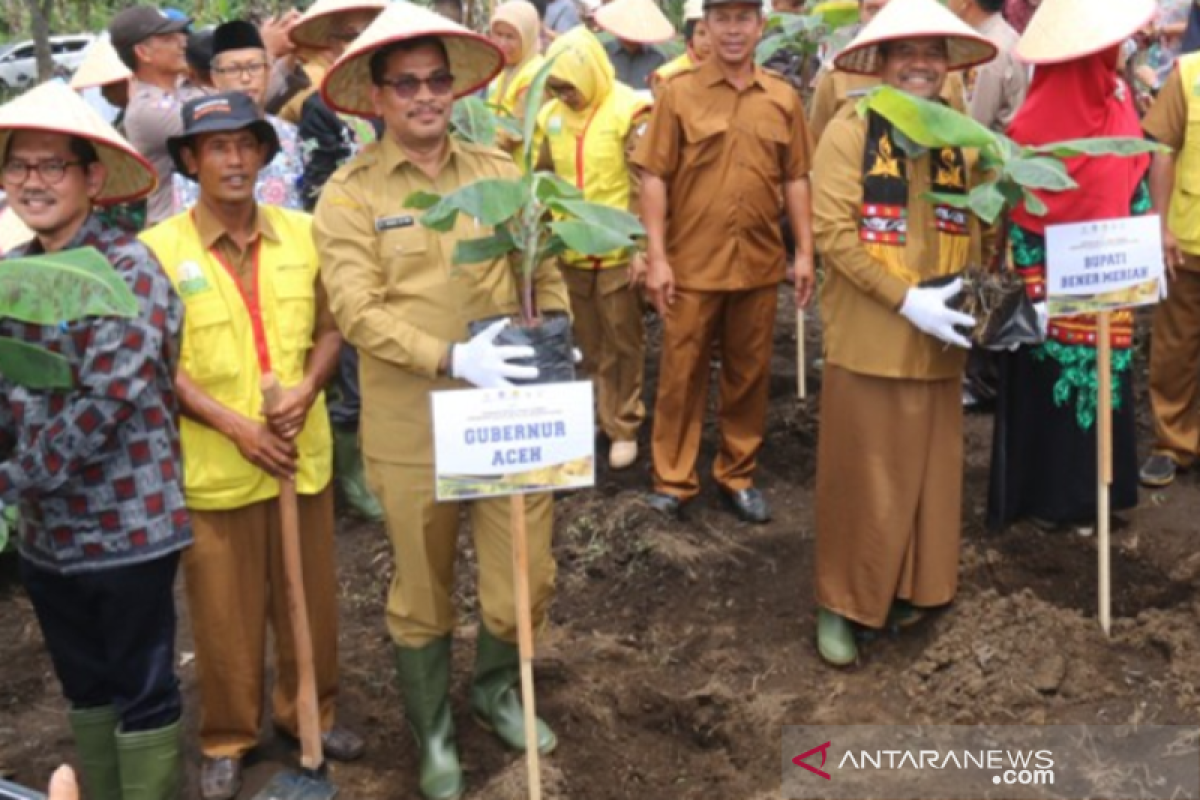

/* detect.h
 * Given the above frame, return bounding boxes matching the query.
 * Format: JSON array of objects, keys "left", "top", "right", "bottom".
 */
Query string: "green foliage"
[
  {"left": 0, "top": 336, "right": 74, "bottom": 389},
  {"left": 755, "top": 8, "right": 858, "bottom": 66},
  {"left": 858, "top": 85, "right": 1168, "bottom": 225},
  {"left": 0, "top": 246, "right": 139, "bottom": 324},
  {"left": 0, "top": 503, "right": 16, "bottom": 553},
  {"left": 405, "top": 56, "right": 644, "bottom": 323},
  {"left": 450, "top": 96, "right": 522, "bottom": 147}
]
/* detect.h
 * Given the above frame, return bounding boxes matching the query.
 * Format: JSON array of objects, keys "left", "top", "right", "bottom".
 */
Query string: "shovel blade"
[{"left": 249, "top": 771, "right": 338, "bottom": 800}]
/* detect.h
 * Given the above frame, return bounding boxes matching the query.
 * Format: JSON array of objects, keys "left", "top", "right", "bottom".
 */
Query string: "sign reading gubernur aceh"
[{"left": 431, "top": 382, "right": 596, "bottom": 500}]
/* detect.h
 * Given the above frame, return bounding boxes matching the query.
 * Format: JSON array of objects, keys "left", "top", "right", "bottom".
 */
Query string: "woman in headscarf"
[
  {"left": 488, "top": 0, "right": 545, "bottom": 121},
  {"left": 988, "top": 0, "right": 1156, "bottom": 534},
  {"left": 535, "top": 26, "right": 650, "bottom": 471}
]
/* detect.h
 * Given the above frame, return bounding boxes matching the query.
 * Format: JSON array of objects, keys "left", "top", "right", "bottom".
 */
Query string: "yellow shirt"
[{"left": 313, "top": 134, "right": 571, "bottom": 467}]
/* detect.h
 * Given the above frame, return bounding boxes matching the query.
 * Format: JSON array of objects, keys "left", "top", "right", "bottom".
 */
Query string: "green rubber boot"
[
  {"left": 816, "top": 608, "right": 858, "bottom": 667},
  {"left": 469, "top": 626, "right": 557, "bottom": 754},
  {"left": 68, "top": 706, "right": 121, "bottom": 800},
  {"left": 333, "top": 426, "right": 384, "bottom": 522},
  {"left": 115, "top": 719, "right": 181, "bottom": 800},
  {"left": 394, "top": 639, "right": 465, "bottom": 800}
]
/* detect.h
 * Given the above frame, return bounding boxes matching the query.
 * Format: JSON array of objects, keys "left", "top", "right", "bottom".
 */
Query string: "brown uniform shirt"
[
  {"left": 814, "top": 115, "right": 982, "bottom": 381},
  {"left": 809, "top": 70, "right": 968, "bottom": 143},
  {"left": 1143, "top": 67, "right": 1186, "bottom": 150},
  {"left": 631, "top": 58, "right": 813, "bottom": 292},
  {"left": 192, "top": 200, "right": 337, "bottom": 340},
  {"left": 313, "top": 134, "right": 571, "bottom": 467}
]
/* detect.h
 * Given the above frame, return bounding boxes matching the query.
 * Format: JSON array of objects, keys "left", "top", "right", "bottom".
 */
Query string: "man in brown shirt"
[
  {"left": 633, "top": 0, "right": 814, "bottom": 524},
  {"left": 1139, "top": 52, "right": 1200, "bottom": 487},
  {"left": 811, "top": 0, "right": 994, "bottom": 666}
]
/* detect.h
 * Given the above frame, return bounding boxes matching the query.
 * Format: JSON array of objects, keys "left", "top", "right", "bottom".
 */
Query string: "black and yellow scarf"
[{"left": 859, "top": 111, "right": 971, "bottom": 284}]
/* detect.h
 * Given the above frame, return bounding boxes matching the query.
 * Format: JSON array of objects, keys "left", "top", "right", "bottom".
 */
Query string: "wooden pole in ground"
[
  {"left": 510, "top": 494, "right": 543, "bottom": 800},
  {"left": 797, "top": 309, "right": 807, "bottom": 400},
  {"left": 1097, "top": 312, "right": 1113, "bottom": 636}
]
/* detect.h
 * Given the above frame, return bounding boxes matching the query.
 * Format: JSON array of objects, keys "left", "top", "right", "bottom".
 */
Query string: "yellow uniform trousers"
[
  {"left": 1150, "top": 258, "right": 1200, "bottom": 467},
  {"left": 561, "top": 263, "right": 646, "bottom": 443},
  {"left": 364, "top": 459, "right": 557, "bottom": 648},
  {"left": 651, "top": 286, "right": 777, "bottom": 500},
  {"left": 184, "top": 486, "right": 339, "bottom": 759}
]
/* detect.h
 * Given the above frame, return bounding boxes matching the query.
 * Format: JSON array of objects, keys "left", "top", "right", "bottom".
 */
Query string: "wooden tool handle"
[{"left": 261, "top": 373, "right": 324, "bottom": 771}]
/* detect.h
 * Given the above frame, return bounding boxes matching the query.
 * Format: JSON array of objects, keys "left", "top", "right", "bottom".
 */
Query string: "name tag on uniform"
[{"left": 375, "top": 214, "right": 415, "bottom": 232}]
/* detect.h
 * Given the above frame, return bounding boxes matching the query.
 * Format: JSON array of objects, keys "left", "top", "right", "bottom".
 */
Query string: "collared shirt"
[
  {"left": 190, "top": 199, "right": 338, "bottom": 338},
  {"left": 631, "top": 58, "right": 813, "bottom": 291},
  {"left": 174, "top": 115, "right": 306, "bottom": 212},
  {"left": 0, "top": 214, "right": 191, "bottom": 574},
  {"left": 809, "top": 70, "right": 968, "bottom": 143},
  {"left": 124, "top": 77, "right": 207, "bottom": 225},
  {"left": 545, "top": 0, "right": 581, "bottom": 34},
  {"left": 966, "top": 14, "right": 1029, "bottom": 132},
  {"left": 313, "top": 134, "right": 571, "bottom": 467},
  {"left": 1143, "top": 66, "right": 1186, "bottom": 150},
  {"left": 603, "top": 39, "right": 668, "bottom": 92}
]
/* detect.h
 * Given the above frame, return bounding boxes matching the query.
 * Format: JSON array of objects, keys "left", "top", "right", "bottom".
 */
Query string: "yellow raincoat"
[{"left": 537, "top": 27, "right": 649, "bottom": 269}]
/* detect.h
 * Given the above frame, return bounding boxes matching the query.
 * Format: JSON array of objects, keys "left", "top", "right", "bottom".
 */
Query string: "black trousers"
[
  {"left": 328, "top": 344, "right": 362, "bottom": 429},
  {"left": 20, "top": 551, "right": 183, "bottom": 732}
]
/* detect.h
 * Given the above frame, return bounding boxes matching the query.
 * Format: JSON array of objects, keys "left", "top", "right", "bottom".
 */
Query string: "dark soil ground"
[{"left": 3, "top": 289, "right": 1199, "bottom": 799}]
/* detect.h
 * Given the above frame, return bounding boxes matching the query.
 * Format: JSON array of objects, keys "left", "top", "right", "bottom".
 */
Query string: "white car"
[{"left": 0, "top": 34, "right": 96, "bottom": 90}]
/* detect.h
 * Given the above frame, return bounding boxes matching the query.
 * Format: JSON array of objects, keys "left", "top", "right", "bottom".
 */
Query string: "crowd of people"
[{"left": 0, "top": 0, "right": 1196, "bottom": 798}]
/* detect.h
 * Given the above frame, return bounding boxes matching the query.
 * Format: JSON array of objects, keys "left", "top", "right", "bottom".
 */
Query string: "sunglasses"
[{"left": 378, "top": 72, "right": 456, "bottom": 99}]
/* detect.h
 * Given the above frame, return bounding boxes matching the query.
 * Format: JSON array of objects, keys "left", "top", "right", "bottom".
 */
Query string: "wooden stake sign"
[{"left": 1045, "top": 216, "right": 1165, "bottom": 636}]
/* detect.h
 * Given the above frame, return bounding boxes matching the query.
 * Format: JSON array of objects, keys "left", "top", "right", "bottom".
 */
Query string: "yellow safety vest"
[
  {"left": 541, "top": 85, "right": 649, "bottom": 269},
  {"left": 488, "top": 55, "right": 546, "bottom": 119},
  {"left": 140, "top": 207, "right": 332, "bottom": 510},
  {"left": 1171, "top": 52, "right": 1200, "bottom": 255}
]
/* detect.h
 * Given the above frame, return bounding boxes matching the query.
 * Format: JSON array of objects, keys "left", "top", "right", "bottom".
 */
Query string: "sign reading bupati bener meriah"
[
  {"left": 1045, "top": 215, "right": 1166, "bottom": 318},
  {"left": 431, "top": 381, "right": 596, "bottom": 501}
]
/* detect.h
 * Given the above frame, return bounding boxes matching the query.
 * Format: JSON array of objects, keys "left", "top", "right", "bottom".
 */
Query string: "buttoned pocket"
[
  {"left": 380, "top": 226, "right": 437, "bottom": 296},
  {"left": 681, "top": 116, "right": 729, "bottom": 170},
  {"left": 182, "top": 297, "right": 239, "bottom": 387},
  {"left": 273, "top": 269, "right": 316, "bottom": 356}
]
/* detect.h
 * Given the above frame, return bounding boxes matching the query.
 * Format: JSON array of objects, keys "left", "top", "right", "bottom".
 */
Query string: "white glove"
[
  {"left": 451, "top": 319, "right": 539, "bottom": 388},
  {"left": 898, "top": 278, "right": 975, "bottom": 349},
  {"left": 1033, "top": 301, "right": 1049, "bottom": 339}
]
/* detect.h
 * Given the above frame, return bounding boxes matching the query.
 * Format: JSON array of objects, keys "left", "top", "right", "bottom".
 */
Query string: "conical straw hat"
[
  {"left": 1015, "top": 0, "right": 1156, "bottom": 65},
  {"left": 595, "top": 0, "right": 675, "bottom": 44},
  {"left": 69, "top": 37, "right": 131, "bottom": 91},
  {"left": 0, "top": 82, "right": 155, "bottom": 205},
  {"left": 834, "top": 0, "right": 997, "bottom": 75},
  {"left": 322, "top": 1, "right": 504, "bottom": 118},
  {"left": 290, "top": 0, "right": 389, "bottom": 48}
]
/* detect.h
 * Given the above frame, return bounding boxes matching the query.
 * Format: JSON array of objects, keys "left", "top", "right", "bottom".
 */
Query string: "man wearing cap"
[
  {"left": 633, "top": 0, "right": 815, "bottom": 524},
  {"left": 313, "top": 7, "right": 569, "bottom": 797},
  {"left": 174, "top": 21, "right": 305, "bottom": 212},
  {"left": 810, "top": 0, "right": 969, "bottom": 142},
  {"left": 811, "top": 0, "right": 994, "bottom": 665},
  {"left": 595, "top": 0, "right": 672, "bottom": 91},
  {"left": 139, "top": 92, "right": 360, "bottom": 800},
  {"left": 0, "top": 81, "right": 189, "bottom": 800},
  {"left": 650, "top": 0, "right": 711, "bottom": 98},
  {"left": 1138, "top": 41, "right": 1200, "bottom": 487},
  {"left": 109, "top": 5, "right": 205, "bottom": 225}
]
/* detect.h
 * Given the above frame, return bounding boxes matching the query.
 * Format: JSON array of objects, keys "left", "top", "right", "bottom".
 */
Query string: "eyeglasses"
[
  {"left": 211, "top": 62, "right": 270, "bottom": 78},
  {"left": 378, "top": 72, "right": 456, "bottom": 99},
  {"left": 2, "top": 159, "right": 84, "bottom": 186}
]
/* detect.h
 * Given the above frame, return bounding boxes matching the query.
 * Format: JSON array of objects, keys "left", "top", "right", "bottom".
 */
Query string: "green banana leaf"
[
  {"left": 0, "top": 246, "right": 137, "bottom": 325},
  {"left": 1032, "top": 137, "right": 1168, "bottom": 159},
  {"left": 0, "top": 336, "right": 75, "bottom": 389},
  {"left": 550, "top": 220, "right": 638, "bottom": 256},
  {"left": 522, "top": 55, "right": 561, "bottom": 175},
  {"left": 1005, "top": 156, "right": 1077, "bottom": 192},
  {"left": 549, "top": 200, "right": 645, "bottom": 240},
  {"left": 534, "top": 172, "right": 583, "bottom": 204},
  {"left": 859, "top": 85, "right": 999, "bottom": 150},
  {"left": 434, "top": 178, "right": 527, "bottom": 227},
  {"left": 0, "top": 504, "right": 16, "bottom": 553},
  {"left": 454, "top": 229, "right": 518, "bottom": 265},
  {"left": 451, "top": 96, "right": 499, "bottom": 146}
]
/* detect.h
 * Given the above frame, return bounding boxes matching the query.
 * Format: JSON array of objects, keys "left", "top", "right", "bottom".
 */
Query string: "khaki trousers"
[
  {"left": 815, "top": 366, "right": 962, "bottom": 628},
  {"left": 364, "top": 459, "right": 556, "bottom": 648},
  {"left": 184, "top": 486, "right": 339, "bottom": 758},
  {"left": 561, "top": 264, "right": 646, "bottom": 442},
  {"left": 1149, "top": 260, "right": 1200, "bottom": 466},
  {"left": 651, "top": 286, "right": 778, "bottom": 499}
]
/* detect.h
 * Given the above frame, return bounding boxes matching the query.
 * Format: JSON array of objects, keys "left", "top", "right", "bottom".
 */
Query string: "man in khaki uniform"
[
  {"left": 313, "top": 7, "right": 569, "bottom": 799},
  {"left": 634, "top": 0, "right": 815, "bottom": 525},
  {"left": 811, "top": 0, "right": 994, "bottom": 666},
  {"left": 809, "top": 0, "right": 969, "bottom": 142},
  {"left": 1140, "top": 49, "right": 1200, "bottom": 487}
]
